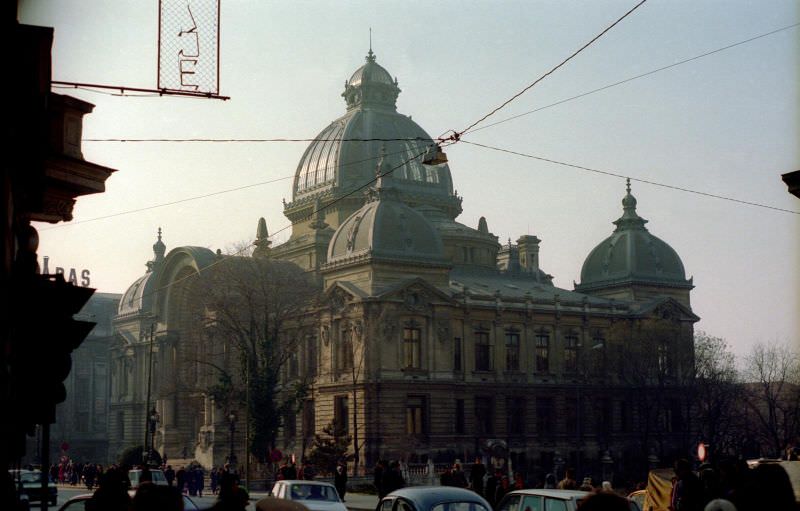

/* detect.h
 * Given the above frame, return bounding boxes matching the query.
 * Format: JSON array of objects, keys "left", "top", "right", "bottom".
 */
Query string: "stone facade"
[{"left": 108, "top": 51, "right": 699, "bottom": 481}]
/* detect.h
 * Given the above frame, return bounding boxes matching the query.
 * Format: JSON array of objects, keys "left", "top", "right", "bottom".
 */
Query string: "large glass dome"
[{"left": 288, "top": 51, "right": 459, "bottom": 219}]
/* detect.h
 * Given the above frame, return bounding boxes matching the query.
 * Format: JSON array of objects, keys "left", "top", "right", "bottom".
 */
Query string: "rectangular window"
[
  {"left": 285, "top": 410, "right": 296, "bottom": 440},
  {"left": 505, "top": 329, "right": 520, "bottom": 371},
  {"left": 454, "top": 337, "right": 462, "bottom": 372},
  {"left": 474, "top": 330, "right": 491, "bottom": 371},
  {"left": 338, "top": 329, "right": 354, "bottom": 372},
  {"left": 507, "top": 397, "right": 525, "bottom": 436},
  {"left": 403, "top": 327, "right": 421, "bottom": 369},
  {"left": 334, "top": 395, "right": 349, "bottom": 437},
  {"left": 658, "top": 342, "right": 671, "bottom": 376},
  {"left": 619, "top": 400, "right": 630, "bottom": 433},
  {"left": 565, "top": 398, "right": 578, "bottom": 436},
  {"left": 455, "top": 399, "right": 465, "bottom": 434},
  {"left": 406, "top": 395, "right": 427, "bottom": 435},
  {"left": 306, "top": 337, "right": 317, "bottom": 377},
  {"left": 475, "top": 396, "right": 494, "bottom": 434},
  {"left": 596, "top": 399, "right": 611, "bottom": 437},
  {"left": 536, "top": 397, "right": 554, "bottom": 437},
  {"left": 535, "top": 331, "right": 550, "bottom": 373},
  {"left": 289, "top": 349, "right": 299, "bottom": 378},
  {"left": 591, "top": 334, "right": 606, "bottom": 375},
  {"left": 303, "top": 399, "right": 315, "bottom": 440},
  {"left": 564, "top": 334, "right": 579, "bottom": 373}
]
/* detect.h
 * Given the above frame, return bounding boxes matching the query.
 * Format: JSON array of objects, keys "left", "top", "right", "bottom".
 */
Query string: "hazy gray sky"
[{"left": 20, "top": 0, "right": 799, "bottom": 357}]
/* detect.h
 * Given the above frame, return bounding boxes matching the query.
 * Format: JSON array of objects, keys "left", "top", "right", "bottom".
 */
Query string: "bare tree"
[
  {"left": 198, "top": 252, "right": 318, "bottom": 464},
  {"left": 689, "top": 332, "right": 741, "bottom": 458},
  {"left": 742, "top": 341, "right": 800, "bottom": 457}
]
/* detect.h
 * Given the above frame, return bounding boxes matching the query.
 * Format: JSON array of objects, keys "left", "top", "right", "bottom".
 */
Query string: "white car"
[{"left": 271, "top": 480, "right": 347, "bottom": 511}]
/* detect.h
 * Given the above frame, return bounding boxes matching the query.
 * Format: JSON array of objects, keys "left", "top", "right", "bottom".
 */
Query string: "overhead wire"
[
  {"left": 83, "top": 137, "right": 432, "bottom": 143},
  {"left": 451, "top": 0, "right": 648, "bottom": 140},
  {"left": 39, "top": 144, "right": 427, "bottom": 231},
  {"left": 138, "top": 144, "right": 435, "bottom": 302},
  {"left": 459, "top": 139, "right": 799, "bottom": 215},
  {"left": 467, "top": 21, "right": 800, "bottom": 134}
]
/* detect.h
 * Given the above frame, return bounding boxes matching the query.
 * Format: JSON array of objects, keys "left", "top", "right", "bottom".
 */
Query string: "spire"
[
  {"left": 613, "top": 178, "right": 648, "bottom": 231},
  {"left": 253, "top": 217, "right": 272, "bottom": 258},
  {"left": 309, "top": 197, "right": 329, "bottom": 230},
  {"left": 147, "top": 227, "right": 166, "bottom": 272},
  {"left": 368, "top": 27, "right": 374, "bottom": 61}
]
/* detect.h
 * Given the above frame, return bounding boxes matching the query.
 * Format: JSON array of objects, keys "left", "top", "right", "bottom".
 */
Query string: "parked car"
[
  {"left": 9, "top": 469, "right": 57, "bottom": 506},
  {"left": 497, "top": 489, "right": 590, "bottom": 511},
  {"left": 128, "top": 468, "right": 169, "bottom": 489},
  {"left": 271, "top": 480, "right": 347, "bottom": 511},
  {"left": 58, "top": 491, "right": 202, "bottom": 510},
  {"left": 377, "top": 486, "right": 492, "bottom": 511}
]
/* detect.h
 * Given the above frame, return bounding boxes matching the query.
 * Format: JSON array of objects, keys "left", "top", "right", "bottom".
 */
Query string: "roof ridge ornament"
[
  {"left": 253, "top": 217, "right": 272, "bottom": 258},
  {"left": 613, "top": 178, "right": 648, "bottom": 231}
]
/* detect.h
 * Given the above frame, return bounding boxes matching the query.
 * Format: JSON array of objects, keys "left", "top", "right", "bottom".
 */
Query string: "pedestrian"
[
  {"left": 381, "top": 461, "right": 405, "bottom": 496},
  {"left": 301, "top": 460, "right": 316, "bottom": 481},
  {"left": 543, "top": 473, "right": 556, "bottom": 489},
  {"left": 494, "top": 476, "right": 510, "bottom": 505},
  {"left": 334, "top": 462, "right": 347, "bottom": 501},
  {"left": 440, "top": 466, "right": 454, "bottom": 486},
  {"left": 374, "top": 460, "right": 385, "bottom": 497},
  {"left": 485, "top": 469, "right": 502, "bottom": 509},
  {"left": 671, "top": 459, "right": 703, "bottom": 511},
  {"left": 164, "top": 465, "right": 175, "bottom": 487},
  {"left": 579, "top": 477, "right": 593, "bottom": 492},
  {"left": 469, "top": 457, "right": 486, "bottom": 496},
  {"left": 210, "top": 472, "right": 248, "bottom": 511},
  {"left": 210, "top": 467, "right": 219, "bottom": 495},
  {"left": 176, "top": 466, "right": 186, "bottom": 494},
  {"left": 513, "top": 472, "right": 524, "bottom": 490},
  {"left": 452, "top": 464, "right": 468, "bottom": 488},
  {"left": 187, "top": 465, "right": 198, "bottom": 496},
  {"left": 557, "top": 468, "right": 578, "bottom": 490},
  {"left": 196, "top": 466, "right": 205, "bottom": 497}
]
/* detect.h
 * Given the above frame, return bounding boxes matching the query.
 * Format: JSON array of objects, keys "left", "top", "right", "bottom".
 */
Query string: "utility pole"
[{"left": 143, "top": 322, "right": 156, "bottom": 464}]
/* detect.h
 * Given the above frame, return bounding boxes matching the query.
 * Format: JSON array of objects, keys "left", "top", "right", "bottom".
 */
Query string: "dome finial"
[
  {"left": 253, "top": 217, "right": 272, "bottom": 258},
  {"left": 367, "top": 28, "right": 376, "bottom": 62},
  {"left": 626, "top": 178, "right": 631, "bottom": 195},
  {"left": 149, "top": 227, "right": 166, "bottom": 272}
]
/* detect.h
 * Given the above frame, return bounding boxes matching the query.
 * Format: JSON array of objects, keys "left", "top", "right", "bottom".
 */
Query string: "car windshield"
[
  {"left": 432, "top": 502, "right": 491, "bottom": 511},
  {"left": 19, "top": 472, "right": 45, "bottom": 484},
  {"left": 289, "top": 484, "right": 340, "bottom": 502}
]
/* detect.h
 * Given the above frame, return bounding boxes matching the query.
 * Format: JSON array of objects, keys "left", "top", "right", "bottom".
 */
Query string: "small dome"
[
  {"left": 118, "top": 272, "right": 155, "bottom": 316},
  {"left": 347, "top": 50, "right": 395, "bottom": 88},
  {"left": 327, "top": 154, "right": 446, "bottom": 265},
  {"left": 577, "top": 181, "right": 690, "bottom": 290}
]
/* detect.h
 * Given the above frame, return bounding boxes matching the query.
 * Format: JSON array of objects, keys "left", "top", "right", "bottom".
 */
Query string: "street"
[{"left": 41, "top": 486, "right": 377, "bottom": 511}]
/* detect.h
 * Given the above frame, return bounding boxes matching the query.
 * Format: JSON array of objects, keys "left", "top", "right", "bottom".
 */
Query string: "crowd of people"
[
  {"left": 48, "top": 459, "right": 104, "bottom": 490},
  {"left": 372, "top": 456, "right": 799, "bottom": 511}
]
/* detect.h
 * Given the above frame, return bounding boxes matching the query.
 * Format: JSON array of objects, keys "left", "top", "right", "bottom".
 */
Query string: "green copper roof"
[
  {"left": 577, "top": 181, "right": 690, "bottom": 290},
  {"left": 291, "top": 51, "right": 458, "bottom": 216},
  {"left": 326, "top": 149, "right": 446, "bottom": 265}
]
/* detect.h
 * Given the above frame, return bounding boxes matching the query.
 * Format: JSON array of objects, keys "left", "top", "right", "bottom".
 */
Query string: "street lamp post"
[
  {"left": 228, "top": 411, "right": 237, "bottom": 470},
  {"left": 149, "top": 409, "right": 160, "bottom": 465}
]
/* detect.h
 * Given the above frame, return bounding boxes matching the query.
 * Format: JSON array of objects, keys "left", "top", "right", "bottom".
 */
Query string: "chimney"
[{"left": 517, "top": 235, "right": 541, "bottom": 274}]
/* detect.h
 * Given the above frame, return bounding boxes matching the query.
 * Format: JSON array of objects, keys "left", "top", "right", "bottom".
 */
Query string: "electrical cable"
[
  {"left": 452, "top": 0, "right": 648, "bottom": 140},
  {"left": 138, "top": 144, "right": 434, "bottom": 302},
  {"left": 38, "top": 145, "right": 427, "bottom": 231},
  {"left": 467, "top": 21, "right": 800, "bottom": 134},
  {"left": 83, "top": 137, "right": 432, "bottom": 143},
  {"left": 459, "top": 139, "right": 799, "bottom": 215}
]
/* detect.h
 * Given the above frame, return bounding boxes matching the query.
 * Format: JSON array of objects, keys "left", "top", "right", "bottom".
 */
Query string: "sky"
[{"left": 19, "top": 0, "right": 799, "bottom": 359}]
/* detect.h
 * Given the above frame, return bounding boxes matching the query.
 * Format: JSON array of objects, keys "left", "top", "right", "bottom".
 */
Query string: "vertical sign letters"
[{"left": 158, "top": 0, "right": 220, "bottom": 95}]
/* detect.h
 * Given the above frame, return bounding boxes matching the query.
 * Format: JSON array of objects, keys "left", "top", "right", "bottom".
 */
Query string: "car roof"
[
  {"left": 505, "top": 489, "right": 591, "bottom": 500},
  {"left": 386, "top": 486, "right": 492, "bottom": 508},
  {"left": 277, "top": 480, "right": 335, "bottom": 486}
]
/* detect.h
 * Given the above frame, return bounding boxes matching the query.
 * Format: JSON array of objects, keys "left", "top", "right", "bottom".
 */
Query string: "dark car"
[
  {"left": 9, "top": 469, "right": 57, "bottom": 506},
  {"left": 377, "top": 486, "right": 492, "bottom": 511},
  {"left": 58, "top": 492, "right": 203, "bottom": 511}
]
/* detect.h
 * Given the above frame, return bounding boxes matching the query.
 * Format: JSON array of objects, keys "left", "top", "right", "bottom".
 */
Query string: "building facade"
[{"left": 109, "top": 51, "right": 698, "bottom": 481}]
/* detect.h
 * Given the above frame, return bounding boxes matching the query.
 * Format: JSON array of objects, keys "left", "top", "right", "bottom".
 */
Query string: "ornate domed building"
[{"left": 108, "top": 51, "right": 699, "bottom": 482}]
